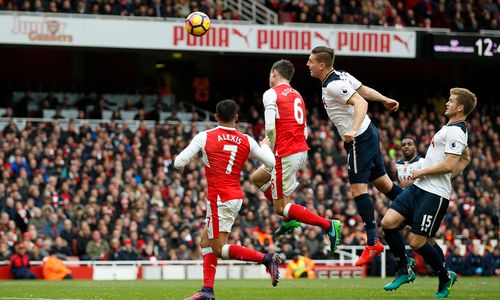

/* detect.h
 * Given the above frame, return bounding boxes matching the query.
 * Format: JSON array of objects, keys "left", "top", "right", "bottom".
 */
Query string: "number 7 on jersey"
[{"left": 223, "top": 144, "right": 238, "bottom": 174}]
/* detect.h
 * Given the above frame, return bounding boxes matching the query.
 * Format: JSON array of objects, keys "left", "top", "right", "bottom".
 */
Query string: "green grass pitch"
[{"left": 0, "top": 278, "right": 498, "bottom": 299}]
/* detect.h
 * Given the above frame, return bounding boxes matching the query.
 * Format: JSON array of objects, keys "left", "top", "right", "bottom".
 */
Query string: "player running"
[
  {"left": 382, "top": 88, "right": 475, "bottom": 298},
  {"left": 250, "top": 59, "right": 342, "bottom": 253},
  {"left": 307, "top": 46, "right": 404, "bottom": 266},
  {"left": 176, "top": 100, "right": 283, "bottom": 300}
]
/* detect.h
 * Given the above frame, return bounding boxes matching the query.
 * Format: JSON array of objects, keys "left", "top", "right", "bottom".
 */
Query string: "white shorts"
[
  {"left": 262, "top": 151, "right": 307, "bottom": 200},
  {"left": 206, "top": 198, "right": 242, "bottom": 239}
]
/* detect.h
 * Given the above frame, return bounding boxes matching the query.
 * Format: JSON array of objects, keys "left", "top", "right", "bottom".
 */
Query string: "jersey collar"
[
  {"left": 217, "top": 125, "right": 236, "bottom": 131},
  {"left": 321, "top": 69, "right": 335, "bottom": 86}
]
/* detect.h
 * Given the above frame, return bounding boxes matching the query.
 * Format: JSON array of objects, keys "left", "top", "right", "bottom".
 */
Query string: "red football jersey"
[
  {"left": 204, "top": 127, "right": 250, "bottom": 202},
  {"left": 264, "top": 84, "right": 309, "bottom": 157}
]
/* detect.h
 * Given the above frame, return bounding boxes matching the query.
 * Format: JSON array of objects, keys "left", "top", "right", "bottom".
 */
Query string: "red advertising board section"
[
  {"left": 0, "top": 264, "right": 363, "bottom": 280},
  {"left": 0, "top": 266, "right": 93, "bottom": 279}
]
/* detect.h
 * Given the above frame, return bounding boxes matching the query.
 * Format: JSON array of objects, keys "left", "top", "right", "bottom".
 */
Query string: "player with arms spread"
[
  {"left": 307, "top": 46, "right": 404, "bottom": 266},
  {"left": 176, "top": 100, "right": 283, "bottom": 300},
  {"left": 251, "top": 59, "right": 342, "bottom": 254},
  {"left": 382, "top": 88, "right": 475, "bottom": 298}
]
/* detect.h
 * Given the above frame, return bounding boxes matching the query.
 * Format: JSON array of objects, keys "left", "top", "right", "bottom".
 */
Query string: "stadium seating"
[{"left": 0, "top": 0, "right": 497, "bottom": 31}]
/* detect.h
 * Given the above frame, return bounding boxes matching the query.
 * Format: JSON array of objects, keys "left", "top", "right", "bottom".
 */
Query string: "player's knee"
[
  {"left": 250, "top": 173, "right": 264, "bottom": 188},
  {"left": 200, "top": 240, "right": 210, "bottom": 249},
  {"left": 274, "top": 204, "right": 284, "bottom": 216},
  {"left": 381, "top": 216, "right": 399, "bottom": 229},
  {"left": 212, "top": 247, "right": 223, "bottom": 258},
  {"left": 408, "top": 233, "right": 426, "bottom": 250}
]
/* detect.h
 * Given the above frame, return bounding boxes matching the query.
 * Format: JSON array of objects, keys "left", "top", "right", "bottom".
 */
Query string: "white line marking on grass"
[{"left": 0, "top": 297, "right": 103, "bottom": 300}]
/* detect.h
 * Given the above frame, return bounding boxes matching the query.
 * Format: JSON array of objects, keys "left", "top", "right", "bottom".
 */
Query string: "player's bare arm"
[
  {"left": 357, "top": 85, "right": 399, "bottom": 111},
  {"left": 451, "top": 146, "right": 471, "bottom": 179},
  {"left": 412, "top": 154, "right": 461, "bottom": 179},
  {"left": 344, "top": 93, "right": 368, "bottom": 143}
]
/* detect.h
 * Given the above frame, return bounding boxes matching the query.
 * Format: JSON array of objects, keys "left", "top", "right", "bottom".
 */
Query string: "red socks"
[
  {"left": 285, "top": 203, "right": 331, "bottom": 231},
  {"left": 222, "top": 244, "right": 265, "bottom": 263},
  {"left": 202, "top": 247, "right": 217, "bottom": 289}
]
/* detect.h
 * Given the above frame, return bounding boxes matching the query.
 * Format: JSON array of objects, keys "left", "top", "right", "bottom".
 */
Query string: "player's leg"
[
  {"left": 276, "top": 152, "right": 342, "bottom": 252},
  {"left": 215, "top": 199, "right": 283, "bottom": 287},
  {"left": 408, "top": 190, "right": 456, "bottom": 298},
  {"left": 270, "top": 155, "right": 301, "bottom": 236},
  {"left": 251, "top": 164, "right": 299, "bottom": 234},
  {"left": 371, "top": 174, "right": 403, "bottom": 201},
  {"left": 428, "top": 237, "right": 446, "bottom": 262},
  {"left": 382, "top": 186, "right": 416, "bottom": 291},
  {"left": 184, "top": 201, "right": 223, "bottom": 300}
]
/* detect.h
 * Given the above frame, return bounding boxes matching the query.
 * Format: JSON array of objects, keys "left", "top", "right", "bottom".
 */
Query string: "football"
[{"left": 185, "top": 12, "right": 211, "bottom": 37}]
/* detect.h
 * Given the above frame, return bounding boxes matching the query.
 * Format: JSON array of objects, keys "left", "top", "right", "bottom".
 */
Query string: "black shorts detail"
[{"left": 390, "top": 185, "right": 449, "bottom": 237}]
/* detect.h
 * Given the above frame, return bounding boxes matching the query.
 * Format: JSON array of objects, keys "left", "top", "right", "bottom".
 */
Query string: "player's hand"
[
  {"left": 260, "top": 136, "right": 271, "bottom": 147},
  {"left": 412, "top": 169, "right": 423, "bottom": 179},
  {"left": 383, "top": 98, "right": 399, "bottom": 111},
  {"left": 343, "top": 129, "right": 357, "bottom": 143}
]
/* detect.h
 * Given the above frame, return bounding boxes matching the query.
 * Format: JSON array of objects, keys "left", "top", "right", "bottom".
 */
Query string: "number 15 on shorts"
[{"left": 421, "top": 214, "right": 433, "bottom": 233}]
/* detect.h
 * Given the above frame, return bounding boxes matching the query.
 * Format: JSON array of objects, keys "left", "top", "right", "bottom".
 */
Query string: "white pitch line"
[{"left": 0, "top": 297, "right": 103, "bottom": 300}]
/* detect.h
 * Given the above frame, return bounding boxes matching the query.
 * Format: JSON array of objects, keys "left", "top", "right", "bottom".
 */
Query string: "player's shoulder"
[
  {"left": 262, "top": 88, "right": 278, "bottom": 104},
  {"left": 446, "top": 121, "right": 467, "bottom": 134},
  {"left": 415, "top": 155, "right": 424, "bottom": 162},
  {"left": 396, "top": 159, "right": 405, "bottom": 165}
]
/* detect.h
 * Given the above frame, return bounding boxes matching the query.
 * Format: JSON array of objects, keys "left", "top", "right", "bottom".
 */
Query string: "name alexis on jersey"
[{"left": 217, "top": 134, "right": 242, "bottom": 144}]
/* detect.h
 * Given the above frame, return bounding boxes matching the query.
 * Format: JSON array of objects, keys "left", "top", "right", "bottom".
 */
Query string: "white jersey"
[
  {"left": 396, "top": 156, "right": 424, "bottom": 183},
  {"left": 321, "top": 70, "right": 371, "bottom": 137},
  {"left": 414, "top": 121, "right": 468, "bottom": 199}
]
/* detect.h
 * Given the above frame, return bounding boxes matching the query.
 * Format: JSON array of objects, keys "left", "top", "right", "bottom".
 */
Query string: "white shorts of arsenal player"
[
  {"left": 270, "top": 151, "right": 308, "bottom": 200},
  {"left": 206, "top": 197, "right": 243, "bottom": 239}
]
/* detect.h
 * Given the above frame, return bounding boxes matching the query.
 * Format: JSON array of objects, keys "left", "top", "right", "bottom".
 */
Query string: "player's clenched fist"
[{"left": 343, "top": 129, "right": 357, "bottom": 143}]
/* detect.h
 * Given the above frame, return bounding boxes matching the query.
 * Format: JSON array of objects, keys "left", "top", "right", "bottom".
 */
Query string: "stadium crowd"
[
  {"left": 0, "top": 93, "right": 498, "bottom": 277},
  {"left": 0, "top": 0, "right": 498, "bottom": 31}
]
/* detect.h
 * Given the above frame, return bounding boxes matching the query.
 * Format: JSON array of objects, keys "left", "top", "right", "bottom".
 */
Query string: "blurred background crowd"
[
  {"left": 0, "top": 0, "right": 498, "bottom": 31},
  {"left": 0, "top": 90, "right": 498, "bottom": 276}
]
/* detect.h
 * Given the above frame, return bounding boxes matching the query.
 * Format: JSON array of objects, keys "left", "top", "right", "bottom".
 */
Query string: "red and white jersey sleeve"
[
  {"left": 262, "top": 83, "right": 309, "bottom": 158},
  {"left": 174, "top": 131, "right": 208, "bottom": 170}
]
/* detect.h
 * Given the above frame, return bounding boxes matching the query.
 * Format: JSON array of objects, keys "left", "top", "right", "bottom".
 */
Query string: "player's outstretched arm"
[
  {"left": 249, "top": 136, "right": 275, "bottom": 169},
  {"left": 174, "top": 132, "right": 205, "bottom": 171},
  {"left": 451, "top": 146, "right": 471, "bottom": 180},
  {"left": 357, "top": 85, "right": 399, "bottom": 111}
]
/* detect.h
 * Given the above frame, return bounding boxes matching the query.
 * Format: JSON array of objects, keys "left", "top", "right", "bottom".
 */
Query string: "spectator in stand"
[
  {"left": 464, "top": 246, "right": 486, "bottom": 276},
  {"left": 445, "top": 246, "right": 464, "bottom": 275},
  {"left": 86, "top": 230, "right": 110, "bottom": 260},
  {"left": 9, "top": 243, "right": 36, "bottom": 279},
  {"left": 45, "top": 213, "right": 63, "bottom": 239},
  {"left": 118, "top": 239, "right": 138, "bottom": 260},
  {"left": 51, "top": 236, "right": 73, "bottom": 257}
]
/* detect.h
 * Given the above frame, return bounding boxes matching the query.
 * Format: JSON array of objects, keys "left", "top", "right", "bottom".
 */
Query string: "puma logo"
[
  {"left": 314, "top": 32, "right": 331, "bottom": 47},
  {"left": 393, "top": 34, "right": 412, "bottom": 53},
  {"left": 232, "top": 29, "right": 252, "bottom": 47}
]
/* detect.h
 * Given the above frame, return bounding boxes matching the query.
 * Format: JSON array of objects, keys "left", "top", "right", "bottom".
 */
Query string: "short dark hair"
[
  {"left": 311, "top": 46, "right": 335, "bottom": 68},
  {"left": 216, "top": 99, "right": 238, "bottom": 122},
  {"left": 402, "top": 137, "right": 416, "bottom": 145},
  {"left": 271, "top": 59, "right": 295, "bottom": 81},
  {"left": 450, "top": 88, "right": 477, "bottom": 116}
]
